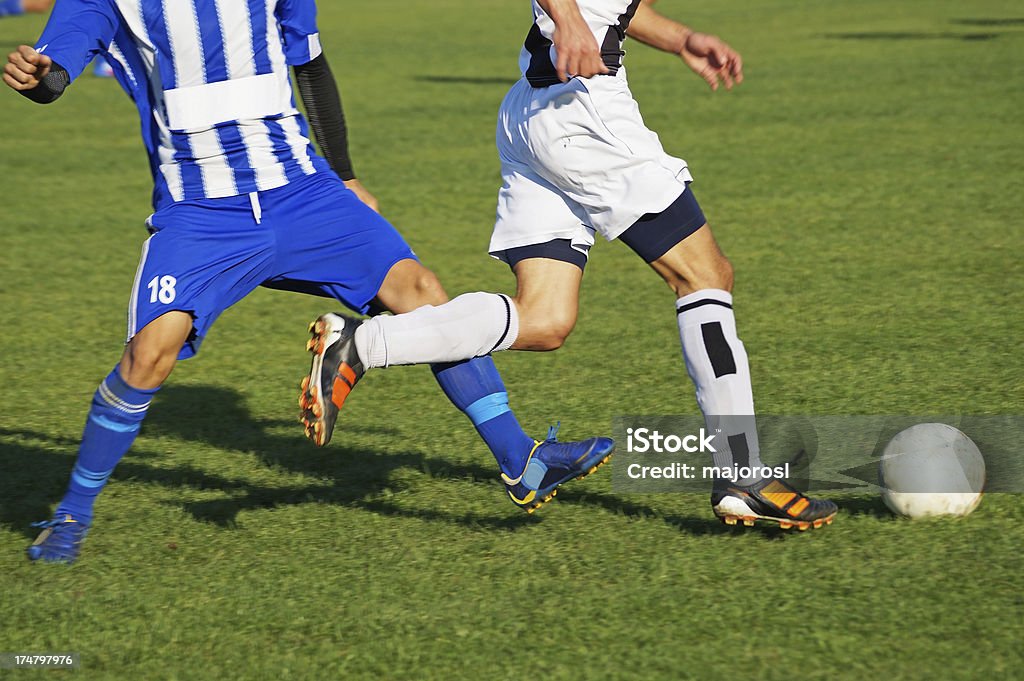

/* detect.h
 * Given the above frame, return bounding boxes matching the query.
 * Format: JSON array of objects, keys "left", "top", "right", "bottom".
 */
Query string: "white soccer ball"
[{"left": 878, "top": 423, "right": 985, "bottom": 518}]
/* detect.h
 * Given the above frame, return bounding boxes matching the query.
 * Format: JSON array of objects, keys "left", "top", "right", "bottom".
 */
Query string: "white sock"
[
  {"left": 676, "top": 289, "right": 763, "bottom": 485},
  {"left": 354, "top": 292, "right": 518, "bottom": 368}
]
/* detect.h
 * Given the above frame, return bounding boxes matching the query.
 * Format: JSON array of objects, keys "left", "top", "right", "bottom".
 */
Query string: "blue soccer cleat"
[
  {"left": 26, "top": 514, "right": 89, "bottom": 564},
  {"left": 502, "top": 424, "right": 615, "bottom": 513}
]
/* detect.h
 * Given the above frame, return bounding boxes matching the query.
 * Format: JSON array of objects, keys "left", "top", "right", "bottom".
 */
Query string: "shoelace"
[
  {"left": 545, "top": 422, "right": 561, "bottom": 442},
  {"left": 31, "top": 515, "right": 75, "bottom": 530},
  {"left": 30, "top": 516, "right": 86, "bottom": 548}
]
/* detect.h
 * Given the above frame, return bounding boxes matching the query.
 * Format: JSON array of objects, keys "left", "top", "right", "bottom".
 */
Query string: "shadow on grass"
[
  {"left": 414, "top": 75, "right": 517, "bottom": 86},
  {"left": 834, "top": 494, "right": 891, "bottom": 519},
  {"left": 824, "top": 31, "right": 1000, "bottom": 41},
  {"left": 0, "top": 385, "right": 729, "bottom": 538},
  {"left": 950, "top": 18, "right": 1024, "bottom": 26}
]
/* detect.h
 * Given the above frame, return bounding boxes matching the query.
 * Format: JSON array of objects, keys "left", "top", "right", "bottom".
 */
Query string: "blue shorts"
[{"left": 127, "top": 171, "right": 416, "bottom": 359}]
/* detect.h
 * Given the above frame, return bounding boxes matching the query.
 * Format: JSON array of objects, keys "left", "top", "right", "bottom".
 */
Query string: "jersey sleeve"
[
  {"left": 275, "top": 0, "right": 323, "bottom": 66},
  {"left": 34, "top": 0, "right": 118, "bottom": 81}
]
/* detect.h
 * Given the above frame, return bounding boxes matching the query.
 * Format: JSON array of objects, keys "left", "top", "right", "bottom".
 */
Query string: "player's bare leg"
[
  {"left": 119, "top": 310, "right": 194, "bottom": 389},
  {"left": 643, "top": 223, "right": 836, "bottom": 529},
  {"left": 508, "top": 257, "right": 583, "bottom": 351},
  {"left": 28, "top": 311, "right": 193, "bottom": 562}
]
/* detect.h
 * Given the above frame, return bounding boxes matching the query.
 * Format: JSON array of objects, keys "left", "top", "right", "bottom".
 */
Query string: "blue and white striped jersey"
[{"left": 36, "top": 0, "right": 330, "bottom": 209}]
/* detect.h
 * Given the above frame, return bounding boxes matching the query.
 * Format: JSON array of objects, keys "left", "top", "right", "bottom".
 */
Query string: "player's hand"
[
  {"left": 679, "top": 32, "right": 743, "bottom": 91},
  {"left": 550, "top": 6, "right": 609, "bottom": 81},
  {"left": 3, "top": 45, "right": 52, "bottom": 91},
  {"left": 344, "top": 179, "right": 380, "bottom": 213}
]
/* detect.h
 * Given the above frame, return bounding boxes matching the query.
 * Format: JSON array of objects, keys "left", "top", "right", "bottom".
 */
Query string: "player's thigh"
[
  {"left": 648, "top": 224, "right": 734, "bottom": 295},
  {"left": 264, "top": 173, "right": 417, "bottom": 315},
  {"left": 130, "top": 200, "right": 276, "bottom": 360},
  {"left": 616, "top": 184, "right": 733, "bottom": 295},
  {"left": 510, "top": 256, "right": 584, "bottom": 350}
]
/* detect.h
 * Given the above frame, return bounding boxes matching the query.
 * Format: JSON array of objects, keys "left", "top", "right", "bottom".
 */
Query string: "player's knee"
[
  {"left": 120, "top": 342, "right": 177, "bottom": 389},
  {"left": 515, "top": 307, "right": 576, "bottom": 351},
  {"left": 378, "top": 261, "right": 449, "bottom": 313},
  {"left": 664, "top": 254, "right": 734, "bottom": 297},
  {"left": 411, "top": 268, "right": 448, "bottom": 307}
]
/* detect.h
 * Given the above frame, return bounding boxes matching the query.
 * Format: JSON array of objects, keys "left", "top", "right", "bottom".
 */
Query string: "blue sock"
[
  {"left": 432, "top": 357, "right": 534, "bottom": 477},
  {"left": 0, "top": 0, "right": 24, "bottom": 16},
  {"left": 55, "top": 367, "right": 158, "bottom": 525}
]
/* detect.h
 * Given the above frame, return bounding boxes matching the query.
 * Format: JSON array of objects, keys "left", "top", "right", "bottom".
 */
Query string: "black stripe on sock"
[
  {"left": 727, "top": 433, "right": 750, "bottom": 469},
  {"left": 701, "top": 321, "right": 738, "bottom": 378},
  {"left": 488, "top": 294, "right": 513, "bottom": 354},
  {"left": 676, "top": 298, "right": 733, "bottom": 315}
]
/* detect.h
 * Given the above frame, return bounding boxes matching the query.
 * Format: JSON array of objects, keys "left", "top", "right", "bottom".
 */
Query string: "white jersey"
[{"left": 519, "top": 0, "right": 642, "bottom": 87}]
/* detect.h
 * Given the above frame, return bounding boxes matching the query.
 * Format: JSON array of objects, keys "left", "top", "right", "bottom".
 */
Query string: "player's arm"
[
  {"left": 536, "top": 0, "right": 608, "bottom": 82},
  {"left": 4, "top": 0, "right": 115, "bottom": 103},
  {"left": 292, "top": 54, "right": 378, "bottom": 212},
  {"left": 626, "top": 0, "right": 743, "bottom": 91}
]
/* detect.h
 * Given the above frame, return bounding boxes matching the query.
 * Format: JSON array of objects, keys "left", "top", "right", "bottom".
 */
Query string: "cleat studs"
[
  {"left": 813, "top": 519, "right": 824, "bottom": 529},
  {"left": 742, "top": 519, "right": 755, "bottom": 527},
  {"left": 779, "top": 521, "right": 792, "bottom": 530},
  {"left": 797, "top": 522, "right": 810, "bottom": 531},
  {"left": 826, "top": 518, "right": 834, "bottom": 525},
  {"left": 723, "top": 517, "right": 737, "bottom": 526}
]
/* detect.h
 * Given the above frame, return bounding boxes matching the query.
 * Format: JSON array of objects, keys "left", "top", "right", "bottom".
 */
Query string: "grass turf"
[{"left": 1, "top": 0, "right": 1022, "bottom": 678}]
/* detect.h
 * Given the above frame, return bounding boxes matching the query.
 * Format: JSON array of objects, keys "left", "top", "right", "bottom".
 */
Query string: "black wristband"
[
  {"left": 20, "top": 64, "right": 70, "bottom": 104},
  {"left": 293, "top": 54, "right": 355, "bottom": 181}
]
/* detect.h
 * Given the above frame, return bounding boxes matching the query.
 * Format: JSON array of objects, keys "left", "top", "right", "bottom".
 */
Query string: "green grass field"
[{"left": 1, "top": 1, "right": 1022, "bottom": 678}]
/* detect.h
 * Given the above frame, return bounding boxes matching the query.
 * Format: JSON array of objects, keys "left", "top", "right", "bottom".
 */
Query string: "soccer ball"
[{"left": 878, "top": 423, "right": 985, "bottom": 518}]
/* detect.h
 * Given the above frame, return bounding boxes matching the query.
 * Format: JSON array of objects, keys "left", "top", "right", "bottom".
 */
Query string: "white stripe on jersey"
[
  {"left": 264, "top": 0, "right": 288, "bottom": 76},
  {"left": 214, "top": 0, "right": 255, "bottom": 79},
  {"left": 279, "top": 116, "right": 316, "bottom": 176},
  {"left": 162, "top": 0, "right": 204, "bottom": 89},
  {"left": 190, "top": 127, "right": 237, "bottom": 197},
  {"left": 249, "top": 123, "right": 288, "bottom": 190},
  {"left": 106, "top": 40, "right": 137, "bottom": 87},
  {"left": 307, "top": 34, "right": 322, "bottom": 61}
]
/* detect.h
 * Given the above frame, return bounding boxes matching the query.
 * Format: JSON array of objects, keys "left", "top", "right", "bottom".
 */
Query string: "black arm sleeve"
[
  {"left": 19, "top": 64, "right": 71, "bottom": 104},
  {"left": 293, "top": 54, "right": 355, "bottom": 181}
]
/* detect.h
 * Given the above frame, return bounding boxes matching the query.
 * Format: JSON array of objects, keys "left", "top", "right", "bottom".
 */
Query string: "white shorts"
[{"left": 489, "top": 74, "right": 693, "bottom": 261}]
